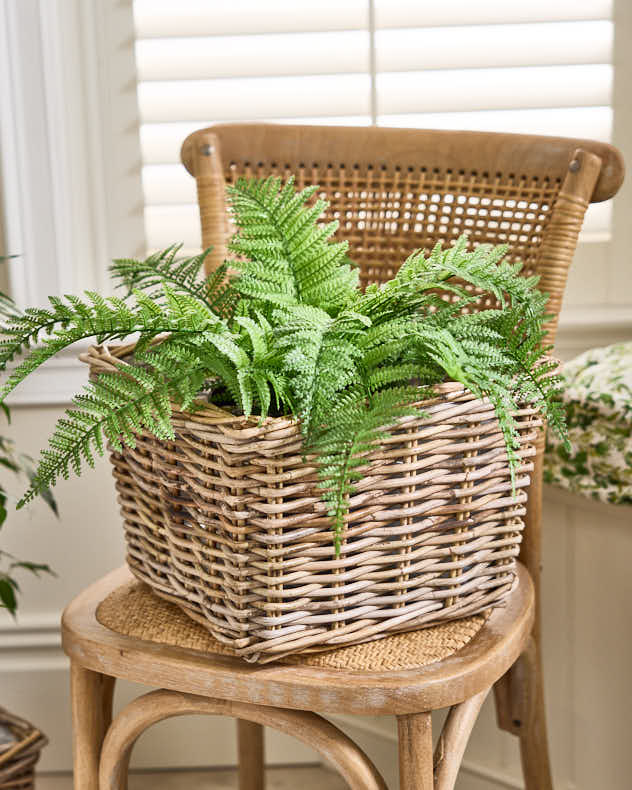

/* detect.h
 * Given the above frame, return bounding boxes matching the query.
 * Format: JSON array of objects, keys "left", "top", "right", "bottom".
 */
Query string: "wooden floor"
[{"left": 37, "top": 765, "right": 346, "bottom": 789}]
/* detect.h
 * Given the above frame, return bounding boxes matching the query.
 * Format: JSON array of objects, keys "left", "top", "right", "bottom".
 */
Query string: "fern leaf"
[
  {"left": 0, "top": 288, "right": 229, "bottom": 402},
  {"left": 18, "top": 346, "right": 208, "bottom": 508},
  {"left": 228, "top": 176, "right": 358, "bottom": 314},
  {"left": 311, "top": 386, "right": 420, "bottom": 552},
  {"left": 110, "top": 246, "right": 237, "bottom": 318}
]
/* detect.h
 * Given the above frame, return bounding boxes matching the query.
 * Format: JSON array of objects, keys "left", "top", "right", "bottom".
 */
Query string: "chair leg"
[
  {"left": 397, "top": 712, "right": 433, "bottom": 790},
  {"left": 494, "top": 637, "right": 554, "bottom": 790},
  {"left": 70, "top": 661, "right": 116, "bottom": 790},
  {"left": 518, "top": 637, "right": 554, "bottom": 790},
  {"left": 237, "top": 719, "right": 264, "bottom": 790}
]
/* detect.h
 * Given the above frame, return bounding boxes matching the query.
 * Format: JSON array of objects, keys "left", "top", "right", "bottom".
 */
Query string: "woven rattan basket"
[
  {"left": 84, "top": 342, "right": 541, "bottom": 663},
  {"left": 0, "top": 708, "right": 47, "bottom": 790}
]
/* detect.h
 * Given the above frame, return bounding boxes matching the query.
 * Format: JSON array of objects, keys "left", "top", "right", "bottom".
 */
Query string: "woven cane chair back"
[{"left": 181, "top": 124, "right": 623, "bottom": 343}]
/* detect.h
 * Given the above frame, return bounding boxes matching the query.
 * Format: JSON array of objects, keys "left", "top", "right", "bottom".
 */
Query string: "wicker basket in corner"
[
  {"left": 84, "top": 343, "right": 541, "bottom": 663},
  {"left": 0, "top": 708, "right": 47, "bottom": 790}
]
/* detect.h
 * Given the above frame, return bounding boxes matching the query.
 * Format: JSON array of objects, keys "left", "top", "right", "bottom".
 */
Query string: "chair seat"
[
  {"left": 96, "top": 576, "right": 489, "bottom": 673},
  {"left": 62, "top": 564, "right": 534, "bottom": 715}
]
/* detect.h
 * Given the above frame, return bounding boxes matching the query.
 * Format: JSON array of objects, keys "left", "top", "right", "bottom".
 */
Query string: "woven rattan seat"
[
  {"left": 96, "top": 578, "right": 488, "bottom": 673},
  {"left": 63, "top": 564, "right": 534, "bottom": 712}
]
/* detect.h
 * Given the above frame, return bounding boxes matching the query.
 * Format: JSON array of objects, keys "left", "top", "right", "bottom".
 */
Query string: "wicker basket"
[
  {"left": 84, "top": 342, "right": 541, "bottom": 663},
  {"left": 0, "top": 708, "right": 47, "bottom": 790}
]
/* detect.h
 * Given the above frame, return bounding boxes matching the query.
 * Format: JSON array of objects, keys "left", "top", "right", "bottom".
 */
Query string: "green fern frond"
[
  {"left": 311, "top": 386, "right": 421, "bottom": 552},
  {"left": 111, "top": 245, "right": 237, "bottom": 318},
  {"left": 273, "top": 305, "right": 366, "bottom": 435},
  {"left": 18, "top": 340, "right": 209, "bottom": 508},
  {"left": 0, "top": 287, "right": 229, "bottom": 402},
  {"left": 397, "top": 237, "right": 539, "bottom": 308},
  {"left": 228, "top": 176, "right": 358, "bottom": 314}
]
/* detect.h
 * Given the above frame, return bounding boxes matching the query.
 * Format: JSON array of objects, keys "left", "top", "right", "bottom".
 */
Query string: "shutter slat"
[
  {"left": 134, "top": 0, "right": 368, "bottom": 38},
  {"left": 374, "top": 0, "right": 611, "bottom": 29},
  {"left": 379, "top": 106, "right": 611, "bottom": 141},
  {"left": 376, "top": 21, "right": 611, "bottom": 72},
  {"left": 138, "top": 74, "right": 371, "bottom": 123},
  {"left": 136, "top": 22, "right": 611, "bottom": 82},
  {"left": 136, "top": 31, "right": 369, "bottom": 81},
  {"left": 377, "top": 64, "right": 611, "bottom": 115}
]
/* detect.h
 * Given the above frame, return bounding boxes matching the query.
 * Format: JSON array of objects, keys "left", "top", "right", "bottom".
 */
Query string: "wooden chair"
[{"left": 63, "top": 125, "right": 623, "bottom": 789}]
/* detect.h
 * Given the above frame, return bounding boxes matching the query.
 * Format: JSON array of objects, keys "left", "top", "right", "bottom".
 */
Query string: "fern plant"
[{"left": 0, "top": 176, "right": 567, "bottom": 552}]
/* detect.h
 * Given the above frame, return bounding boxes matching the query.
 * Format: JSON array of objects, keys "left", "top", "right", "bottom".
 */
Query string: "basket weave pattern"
[
  {"left": 87, "top": 345, "right": 540, "bottom": 662},
  {"left": 0, "top": 708, "right": 47, "bottom": 790}
]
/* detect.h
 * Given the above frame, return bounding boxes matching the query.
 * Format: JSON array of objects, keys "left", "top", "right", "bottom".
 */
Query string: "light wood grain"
[
  {"left": 98, "top": 690, "right": 387, "bottom": 790},
  {"left": 62, "top": 564, "right": 534, "bottom": 716},
  {"left": 70, "top": 664, "right": 115, "bottom": 790},
  {"left": 433, "top": 689, "right": 490, "bottom": 790},
  {"left": 397, "top": 713, "right": 433, "bottom": 790},
  {"left": 181, "top": 125, "right": 623, "bottom": 205},
  {"left": 237, "top": 721, "right": 264, "bottom": 790}
]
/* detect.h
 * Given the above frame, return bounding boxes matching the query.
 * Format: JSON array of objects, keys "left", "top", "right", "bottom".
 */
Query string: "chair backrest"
[{"left": 181, "top": 123, "right": 623, "bottom": 344}]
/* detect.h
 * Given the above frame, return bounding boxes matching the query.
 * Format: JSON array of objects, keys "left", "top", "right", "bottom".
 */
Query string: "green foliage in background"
[
  {"left": 0, "top": 177, "right": 567, "bottom": 552},
  {"left": 0, "top": 259, "right": 57, "bottom": 615}
]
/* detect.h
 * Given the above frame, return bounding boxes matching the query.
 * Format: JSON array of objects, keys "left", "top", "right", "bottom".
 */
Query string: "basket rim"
[{"left": 80, "top": 341, "right": 501, "bottom": 431}]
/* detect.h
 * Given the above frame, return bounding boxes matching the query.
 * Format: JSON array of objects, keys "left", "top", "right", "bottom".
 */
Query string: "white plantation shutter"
[{"left": 133, "top": 0, "right": 613, "bottom": 252}]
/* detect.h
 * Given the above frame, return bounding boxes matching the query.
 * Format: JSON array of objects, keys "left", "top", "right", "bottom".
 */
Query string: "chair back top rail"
[{"left": 182, "top": 124, "right": 623, "bottom": 203}]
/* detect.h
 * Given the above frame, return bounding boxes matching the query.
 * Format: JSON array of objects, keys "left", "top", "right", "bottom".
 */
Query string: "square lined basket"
[{"left": 84, "top": 342, "right": 541, "bottom": 663}]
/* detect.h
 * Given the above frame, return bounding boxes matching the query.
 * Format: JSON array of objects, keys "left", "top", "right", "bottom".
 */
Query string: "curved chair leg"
[
  {"left": 433, "top": 689, "right": 489, "bottom": 790},
  {"left": 98, "top": 689, "right": 387, "bottom": 790},
  {"left": 494, "top": 636, "right": 553, "bottom": 790},
  {"left": 237, "top": 719, "right": 264, "bottom": 790},
  {"left": 70, "top": 661, "right": 116, "bottom": 790}
]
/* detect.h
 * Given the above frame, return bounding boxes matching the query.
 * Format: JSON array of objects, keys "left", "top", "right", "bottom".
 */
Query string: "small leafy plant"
[
  {"left": 0, "top": 428, "right": 57, "bottom": 615},
  {"left": 0, "top": 262, "right": 56, "bottom": 615},
  {"left": 0, "top": 177, "right": 566, "bottom": 551}
]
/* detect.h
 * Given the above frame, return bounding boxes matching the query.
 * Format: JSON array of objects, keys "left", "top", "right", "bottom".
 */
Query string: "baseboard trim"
[{"left": 0, "top": 612, "right": 61, "bottom": 650}]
